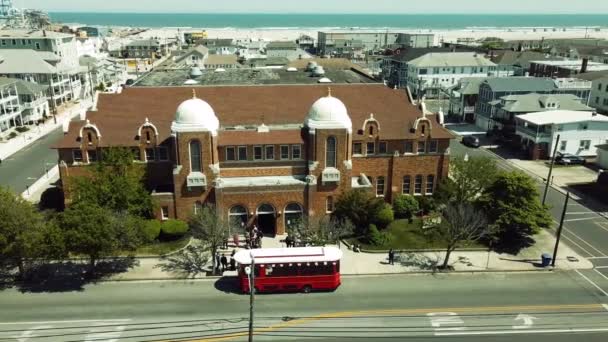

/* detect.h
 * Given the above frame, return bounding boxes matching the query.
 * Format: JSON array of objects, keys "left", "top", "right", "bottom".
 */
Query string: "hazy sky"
[{"left": 19, "top": 0, "right": 608, "bottom": 14}]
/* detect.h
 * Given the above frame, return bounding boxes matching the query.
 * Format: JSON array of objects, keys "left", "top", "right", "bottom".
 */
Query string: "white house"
[
  {"left": 515, "top": 110, "right": 608, "bottom": 160},
  {"left": 597, "top": 144, "right": 608, "bottom": 169},
  {"left": 406, "top": 52, "right": 501, "bottom": 99}
]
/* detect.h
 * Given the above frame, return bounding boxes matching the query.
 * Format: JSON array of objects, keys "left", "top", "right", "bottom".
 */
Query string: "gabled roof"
[
  {"left": 387, "top": 47, "right": 455, "bottom": 62},
  {"left": 498, "top": 93, "right": 591, "bottom": 113},
  {"left": 517, "top": 110, "right": 608, "bottom": 125},
  {"left": 409, "top": 52, "right": 496, "bottom": 68},
  {"left": 453, "top": 77, "right": 488, "bottom": 95},
  {"left": 482, "top": 77, "right": 557, "bottom": 92},
  {"left": 491, "top": 51, "right": 560, "bottom": 67}
]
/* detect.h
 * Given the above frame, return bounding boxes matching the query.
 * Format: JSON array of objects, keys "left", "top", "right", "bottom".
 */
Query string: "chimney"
[{"left": 581, "top": 57, "right": 589, "bottom": 74}]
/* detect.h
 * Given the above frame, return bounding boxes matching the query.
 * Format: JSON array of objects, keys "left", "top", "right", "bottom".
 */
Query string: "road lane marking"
[
  {"left": 576, "top": 270, "right": 608, "bottom": 296},
  {"left": 0, "top": 319, "right": 131, "bottom": 325},
  {"left": 603, "top": 304, "right": 608, "bottom": 312},
  {"left": 435, "top": 327, "right": 608, "bottom": 336},
  {"left": 512, "top": 313, "right": 537, "bottom": 329},
  {"left": 566, "top": 212, "right": 597, "bottom": 215},
  {"left": 12, "top": 325, "right": 52, "bottom": 342},
  {"left": 561, "top": 232, "right": 597, "bottom": 258},
  {"left": 594, "top": 269, "right": 608, "bottom": 281},
  {"left": 596, "top": 266, "right": 608, "bottom": 269},
  {"left": 560, "top": 226, "right": 607, "bottom": 257},
  {"left": 565, "top": 217, "right": 601, "bottom": 222},
  {"left": 427, "top": 312, "right": 466, "bottom": 331},
  {"left": 184, "top": 304, "right": 606, "bottom": 342},
  {"left": 588, "top": 257, "right": 608, "bottom": 260}
]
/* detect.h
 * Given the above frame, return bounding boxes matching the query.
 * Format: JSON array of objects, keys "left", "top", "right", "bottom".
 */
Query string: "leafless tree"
[
  {"left": 438, "top": 203, "right": 493, "bottom": 269},
  {"left": 287, "top": 216, "right": 354, "bottom": 247},
  {"left": 188, "top": 205, "right": 232, "bottom": 274}
]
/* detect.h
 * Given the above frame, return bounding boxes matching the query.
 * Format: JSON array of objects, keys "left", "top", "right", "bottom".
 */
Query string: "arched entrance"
[
  {"left": 256, "top": 204, "right": 276, "bottom": 237},
  {"left": 229, "top": 205, "right": 248, "bottom": 235},
  {"left": 284, "top": 203, "right": 303, "bottom": 232}
]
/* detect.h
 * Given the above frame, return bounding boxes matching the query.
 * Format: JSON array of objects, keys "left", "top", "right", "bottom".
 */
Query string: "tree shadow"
[
  {"left": 38, "top": 185, "right": 65, "bottom": 212},
  {"left": 155, "top": 245, "right": 211, "bottom": 279},
  {"left": 10, "top": 257, "right": 139, "bottom": 293},
  {"left": 214, "top": 276, "right": 242, "bottom": 294},
  {"left": 491, "top": 236, "right": 535, "bottom": 255},
  {"left": 397, "top": 252, "right": 439, "bottom": 271}
]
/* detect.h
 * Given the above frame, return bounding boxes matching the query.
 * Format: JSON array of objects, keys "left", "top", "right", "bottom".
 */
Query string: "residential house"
[
  {"left": 381, "top": 47, "right": 454, "bottom": 88},
  {"left": 529, "top": 59, "right": 608, "bottom": 78},
  {"left": 515, "top": 110, "right": 608, "bottom": 159},
  {"left": 487, "top": 93, "right": 592, "bottom": 136},
  {"left": 265, "top": 41, "right": 311, "bottom": 61},
  {"left": 0, "top": 78, "right": 21, "bottom": 133},
  {"left": 490, "top": 50, "right": 562, "bottom": 76},
  {"left": 577, "top": 70, "right": 608, "bottom": 114},
  {"left": 475, "top": 77, "right": 592, "bottom": 131},
  {"left": 197, "top": 38, "right": 237, "bottom": 55},
  {"left": 0, "top": 77, "right": 50, "bottom": 133},
  {"left": 596, "top": 144, "right": 608, "bottom": 169},
  {"left": 406, "top": 52, "right": 499, "bottom": 99},
  {"left": 394, "top": 34, "right": 435, "bottom": 49},
  {"left": 122, "top": 39, "right": 177, "bottom": 59},
  {"left": 448, "top": 77, "right": 488, "bottom": 122},
  {"left": 0, "top": 29, "right": 79, "bottom": 70},
  {"left": 296, "top": 35, "right": 315, "bottom": 52}
]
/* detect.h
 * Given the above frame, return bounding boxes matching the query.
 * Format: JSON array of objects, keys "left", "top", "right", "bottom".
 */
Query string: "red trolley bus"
[{"left": 234, "top": 246, "right": 343, "bottom": 293}]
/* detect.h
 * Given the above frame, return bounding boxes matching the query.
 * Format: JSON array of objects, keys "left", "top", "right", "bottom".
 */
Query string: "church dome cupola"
[
  {"left": 305, "top": 87, "right": 352, "bottom": 131},
  {"left": 171, "top": 89, "right": 220, "bottom": 134}
]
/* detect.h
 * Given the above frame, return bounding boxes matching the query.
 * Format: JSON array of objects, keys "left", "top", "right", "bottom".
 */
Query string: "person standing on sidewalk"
[
  {"left": 220, "top": 254, "right": 228, "bottom": 272},
  {"left": 388, "top": 249, "right": 395, "bottom": 265}
]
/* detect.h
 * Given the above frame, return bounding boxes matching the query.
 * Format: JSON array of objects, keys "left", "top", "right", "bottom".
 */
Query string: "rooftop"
[
  {"left": 577, "top": 70, "right": 608, "bottom": 81},
  {"left": 234, "top": 246, "right": 342, "bottom": 265},
  {"left": 266, "top": 41, "right": 297, "bottom": 50},
  {"left": 0, "top": 49, "right": 71, "bottom": 74},
  {"left": 496, "top": 93, "right": 591, "bottom": 113},
  {"left": 483, "top": 77, "right": 557, "bottom": 92},
  {"left": 491, "top": 50, "right": 561, "bottom": 66},
  {"left": 530, "top": 59, "right": 608, "bottom": 72},
  {"left": 517, "top": 110, "right": 608, "bottom": 125},
  {"left": 409, "top": 52, "right": 496, "bottom": 68},
  {"left": 54, "top": 84, "right": 454, "bottom": 149},
  {"left": 132, "top": 67, "right": 378, "bottom": 87},
  {"left": 0, "top": 29, "right": 73, "bottom": 39}
]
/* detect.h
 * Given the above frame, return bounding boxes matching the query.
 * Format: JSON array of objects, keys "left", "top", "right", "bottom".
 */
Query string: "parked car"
[
  {"left": 462, "top": 135, "right": 480, "bottom": 148},
  {"left": 555, "top": 153, "right": 586, "bottom": 165}
]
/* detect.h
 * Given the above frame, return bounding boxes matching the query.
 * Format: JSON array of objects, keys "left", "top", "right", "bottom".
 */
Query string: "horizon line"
[{"left": 47, "top": 11, "right": 608, "bottom": 15}]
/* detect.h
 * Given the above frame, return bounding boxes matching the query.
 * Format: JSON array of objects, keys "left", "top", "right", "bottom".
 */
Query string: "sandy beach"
[{"left": 129, "top": 26, "right": 608, "bottom": 45}]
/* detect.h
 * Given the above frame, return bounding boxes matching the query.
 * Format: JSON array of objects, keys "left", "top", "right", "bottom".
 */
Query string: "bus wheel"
[{"left": 302, "top": 285, "right": 312, "bottom": 294}]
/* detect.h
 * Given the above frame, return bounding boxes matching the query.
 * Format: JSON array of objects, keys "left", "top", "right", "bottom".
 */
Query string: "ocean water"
[{"left": 48, "top": 13, "right": 608, "bottom": 29}]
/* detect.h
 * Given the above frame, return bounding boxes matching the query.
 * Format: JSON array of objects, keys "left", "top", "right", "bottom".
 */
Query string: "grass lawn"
[
  {"left": 126, "top": 236, "right": 191, "bottom": 256},
  {"left": 347, "top": 219, "right": 483, "bottom": 251}
]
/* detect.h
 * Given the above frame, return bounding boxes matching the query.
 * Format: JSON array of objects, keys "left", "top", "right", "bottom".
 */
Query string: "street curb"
[{"left": 340, "top": 239, "right": 487, "bottom": 254}]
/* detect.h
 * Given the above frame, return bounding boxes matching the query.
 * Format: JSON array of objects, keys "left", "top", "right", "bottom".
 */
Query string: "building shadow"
[{"left": 8, "top": 257, "right": 139, "bottom": 293}]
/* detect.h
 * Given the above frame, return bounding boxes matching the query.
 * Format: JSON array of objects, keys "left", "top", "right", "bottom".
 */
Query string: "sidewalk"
[
  {"left": 104, "top": 229, "right": 592, "bottom": 282},
  {"left": 0, "top": 99, "right": 91, "bottom": 161}
]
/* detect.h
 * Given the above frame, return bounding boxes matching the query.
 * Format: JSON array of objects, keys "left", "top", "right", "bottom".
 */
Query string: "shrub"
[
  {"left": 160, "top": 219, "right": 189, "bottom": 240},
  {"left": 7, "top": 131, "right": 18, "bottom": 139},
  {"left": 393, "top": 195, "right": 420, "bottom": 219},
  {"left": 366, "top": 224, "right": 394, "bottom": 246},
  {"left": 15, "top": 126, "right": 30, "bottom": 133},
  {"left": 142, "top": 220, "right": 162, "bottom": 242},
  {"left": 333, "top": 189, "right": 385, "bottom": 235},
  {"left": 374, "top": 204, "right": 394, "bottom": 228},
  {"left": 416, "top": 196, "right": 436, "bottom": 216}
]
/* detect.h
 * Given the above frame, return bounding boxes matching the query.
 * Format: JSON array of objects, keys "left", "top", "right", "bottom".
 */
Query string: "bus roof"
[{"left": 234, "top": 246, "right": 343, "bottom": 265}]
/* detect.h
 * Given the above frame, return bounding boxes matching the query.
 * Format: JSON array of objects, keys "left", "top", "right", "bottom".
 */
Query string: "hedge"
[
  {"left": 160, "top": 219, "right": 189, "bottom": 239},
  {"left": 142, "top": 220, "right": 162, "bottom": 242}
]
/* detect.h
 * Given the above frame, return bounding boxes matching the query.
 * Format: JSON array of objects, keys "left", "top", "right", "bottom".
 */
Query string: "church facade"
[{"left": 54, "top": 84, "right": 453, "bottom": 236}]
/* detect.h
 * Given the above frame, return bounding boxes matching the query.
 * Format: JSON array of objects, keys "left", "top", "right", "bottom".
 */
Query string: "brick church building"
[{"left": 54, "top": 84, "right": 453, "bottom": 236}]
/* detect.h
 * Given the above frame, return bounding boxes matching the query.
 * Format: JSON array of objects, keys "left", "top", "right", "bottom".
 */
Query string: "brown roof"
[
  {"left": 205, "top": 54, "right": 239, "bottom": 65},
  {"left": 54, "top": 84, "right": 453, "bottom": 149}
]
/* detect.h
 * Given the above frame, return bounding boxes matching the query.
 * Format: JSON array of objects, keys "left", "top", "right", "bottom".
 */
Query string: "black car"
[
  {"left": 555, "top": 153, "right": 586, "bottom": 165},
  {"left": 462, "top": 135, "right": 480, "bottom": 148}
]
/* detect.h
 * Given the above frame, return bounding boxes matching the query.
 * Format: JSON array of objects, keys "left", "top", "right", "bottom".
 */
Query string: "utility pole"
[
  {"left": 248, "top": 253, "right": 255, "bottom": 342},
  {"left": 552, "top": 192, "right": 569, "bottom": 267},
  {"left": 542, "top": 134, "right": 560, "bottom": 205}
]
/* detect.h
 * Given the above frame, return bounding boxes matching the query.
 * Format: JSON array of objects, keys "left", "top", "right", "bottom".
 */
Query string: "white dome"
[
  {"left": 172, "top": 93, "right": 219, "bottom": 133},
  {"left": 305, "top": 91, "right": 352, "bottom": 131}
]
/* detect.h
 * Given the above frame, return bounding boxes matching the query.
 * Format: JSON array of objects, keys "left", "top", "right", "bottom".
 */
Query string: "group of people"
[
  {"left": 215, "top": 250, "right": 237, "bottom": 273},
  {"left": 244, "top": 225, "right": 264, "bottom": 249}
]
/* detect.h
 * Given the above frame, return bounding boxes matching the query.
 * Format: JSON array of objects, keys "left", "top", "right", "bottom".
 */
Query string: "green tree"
[
  {"left": 142, "top": 220, "right": 162, "bottom": 242},
  {"left": 449, "top": 156, "right": 498, "bottom": 204},
  {"left": 189, "top": 205, "right": 231, "bottom": 274},
  {"left": 60, "top": 202, "right": 118, "bottom": 271},
  {"left": 333, "top": 189, "right": 385, "bottom": 235},
  {"left": 374, "top": 204, "right": 394, "bottom": 228},
  {"left": 160, "top": 219, "right": 189, "bottom": 240},
  {"left": 0, "top": 187, "right": 62, "bottom": 278},
  {"left": 393, "top": 194, "right": 419, "bottom": 220},
  {"left": 480, "top": 171, "right": 553, "bottom": 253},
  {"left": 69, "top": 147, "right": 154, "bottom": 218}
]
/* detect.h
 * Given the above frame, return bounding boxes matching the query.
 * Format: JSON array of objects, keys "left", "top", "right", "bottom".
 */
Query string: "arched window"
[
  {"left": 146, "top": 131, "right": 151, "bottom": 142},
  {"left": 228, "top": 205, "right": 248, "bottom": 229},
  {"left": 189, "top": 140, "right": 202, "bottom": 172},
  {"left": 326, "top": 136, "right": 336, "bottom": 168},
  {"left": 284, "top": 203, "right": 303, "bottom": 230},
  {"left": 369, "top": 125, "right": 374, "bottom": 135}
]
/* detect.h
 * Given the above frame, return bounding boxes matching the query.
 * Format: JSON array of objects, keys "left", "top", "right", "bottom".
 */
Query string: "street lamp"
[{"left": 44, "top": 162, "right": 55, "bottom": 178}]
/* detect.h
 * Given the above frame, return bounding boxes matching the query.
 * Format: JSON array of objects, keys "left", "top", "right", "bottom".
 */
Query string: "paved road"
[
  {"left": 0, "top": 272, "right": 607, "bottom": 341},
  {"left": 450, "top": 139, "right": 608, "bottom": 279},
  {"left": 0, "top": 127, "right": 63, "bottom": 193}
]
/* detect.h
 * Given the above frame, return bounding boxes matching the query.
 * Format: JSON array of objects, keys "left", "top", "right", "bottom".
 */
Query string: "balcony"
[
  {"left": 186, "top": 172, "right": 207, "bottom": 188},
  {"left": 516, "top": 125, "right": 552, "bottom": 141},
  {"left": 464, "top": 106, "right": 475, "bottom": 114},
  {"left": 322, "top": 167, "right": 340, "bottom": 184}
]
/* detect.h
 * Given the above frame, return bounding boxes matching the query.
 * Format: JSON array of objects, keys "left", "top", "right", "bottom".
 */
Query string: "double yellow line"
[{"left": 167, "top": 303, "right": 605, "bottom": 342}]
